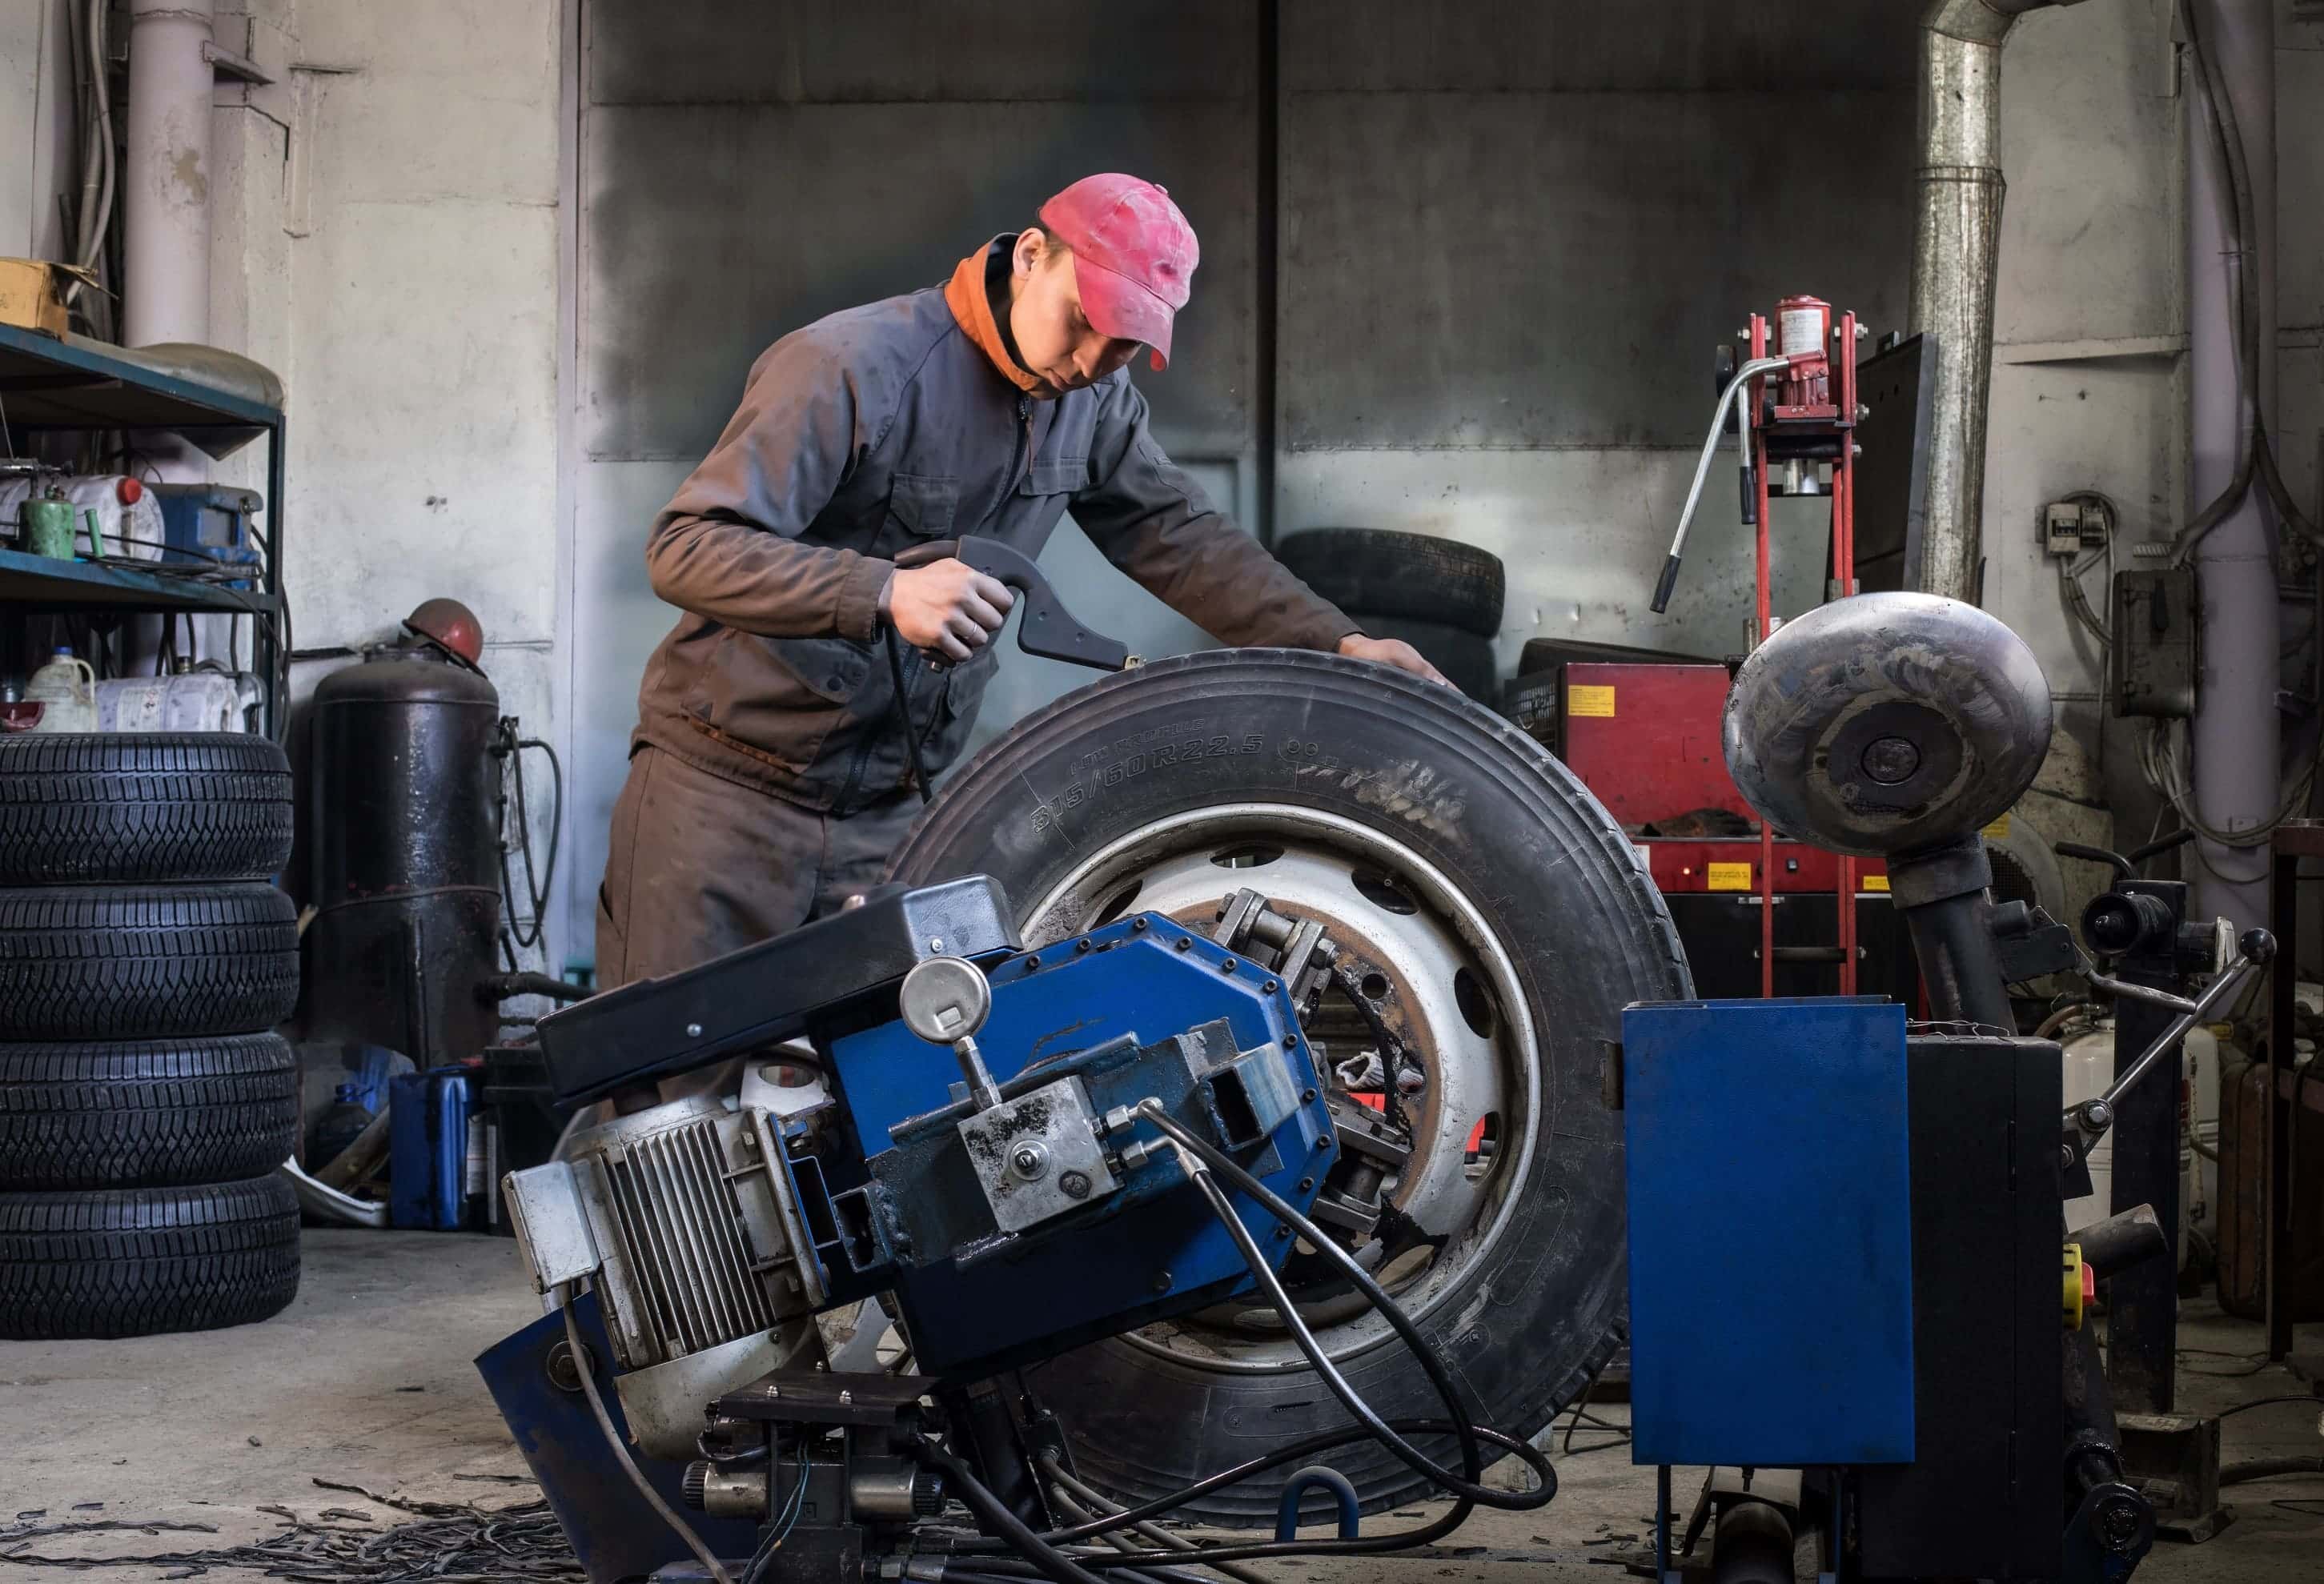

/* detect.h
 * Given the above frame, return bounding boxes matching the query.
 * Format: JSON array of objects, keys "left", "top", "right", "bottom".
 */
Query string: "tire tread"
[
  {"left": 0, "top": 733, "right": 291, "bottom": 884},
  {"left": 0, "top": 1174, "right": 300, "bottom": 1338}
]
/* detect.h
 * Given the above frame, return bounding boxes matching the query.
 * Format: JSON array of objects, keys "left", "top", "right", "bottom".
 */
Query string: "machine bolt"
[
  {"left": 1025, "top": 954, "right": 1042, "bottom": 971},
  {"left": 1301, "top": 1088, "right": 1317, "bottom": 1103},
  {"left": 1222, "top": 958, "right": 1238, "bottom": 972},
  {"left": 1175, "top": 937, "right": 1192, "bottom": 952},
  {"left": 1855, "top": 323, "right": 1868, "bottom": 339},
  {"left": 741, "top": 1132, "right": 760, "bottom": 1153},
  {"left": 2096, "top": 1496, "right": 2141, "bottom": 1550},
  {"left": 1132, "top": 918, "right": 1149, "bottom": 932},
  {"left": 1152, "top": 1271, "right": 1173, "bottom": 1292},
  {"left": 1856, "top": 405, "right": 1872, "bottom": 422},
  {"left": 1262, "top": 980, "right": 1278, "bottom": 994},
  {"left": 1009, "top": 1142, "right": 1050, "bottom": 1181},
  {"left": 1058, "top": 1169, "right": 1093, "bottom": 1200},
  {"left": 686, "top": 1023, "right": 704, "bottom": 1038},
  {"left": 1274, "top": 1225, "right": 1290, "bottom": 1239},
  {"left": 1298, "top": 1177, "right": 1314, "bottom": 1192},
  {"left": 840, "top": 1389, "right": 853, "bottom": 1406},
  {"left": 1860, "top": 736, "right": 1921, "bottom": 785},
  {"left": 1076, "top": 939, "right": 1092, "bottom": 953},
  {"left": 930, "top": 938, "right": 945, "bottom": 952},
  {"left": 2061, "top": 1144, "right": 2077, "bottom": 1169},
  {"left": 545, "top": 1340, "right": 595, "bottom": 1394}
]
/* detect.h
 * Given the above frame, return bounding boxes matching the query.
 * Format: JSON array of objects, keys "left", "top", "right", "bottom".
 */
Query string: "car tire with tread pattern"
[
  {"left": 0, "top": 882, "right": 300, "bottom": 1040},
  {"left": 0, "top": 1173, "right": 300, "bottom": 1339},
  {"left": 0, "top": 732, "right": 292, "bottom": 884},
  {"left": 0, "top": 1033, "right": 299, "bottom": 1189}
]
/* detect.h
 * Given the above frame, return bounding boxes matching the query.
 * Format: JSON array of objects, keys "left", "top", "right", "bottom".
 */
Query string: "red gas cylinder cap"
[{"left": 116, "top": 477, "right": 143, "bottom": 505}]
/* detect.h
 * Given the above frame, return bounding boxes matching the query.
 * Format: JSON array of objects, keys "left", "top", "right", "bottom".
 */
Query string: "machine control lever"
[
  {"left": 899, "top": 956, "right": 1004, "bottom": 1112},
  {"left": 2061, "top": 928, "right": 2274, "bottom": 1169},
  {"left": 893, "top": 535, "right": 1135, "bottom": 672}
]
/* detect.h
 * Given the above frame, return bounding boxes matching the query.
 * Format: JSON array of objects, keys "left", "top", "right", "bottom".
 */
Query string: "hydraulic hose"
[{"left": 1139, "top": 1100, "right": 1552, "bottom": 1512}]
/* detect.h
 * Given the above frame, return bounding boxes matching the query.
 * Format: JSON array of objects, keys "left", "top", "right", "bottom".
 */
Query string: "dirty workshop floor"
[{"left": 2, "top": 1232, "right": 2318, "bottom": 1582}]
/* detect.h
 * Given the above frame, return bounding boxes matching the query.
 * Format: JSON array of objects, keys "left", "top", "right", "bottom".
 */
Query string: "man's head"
[{"left": 1007, "top": 174, "right": 1198, "bottom": 397}]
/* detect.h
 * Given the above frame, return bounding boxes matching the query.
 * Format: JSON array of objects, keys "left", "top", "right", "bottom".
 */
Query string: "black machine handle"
[{"left": 893, "top": 535, "right": 1133, "bottom": 672}]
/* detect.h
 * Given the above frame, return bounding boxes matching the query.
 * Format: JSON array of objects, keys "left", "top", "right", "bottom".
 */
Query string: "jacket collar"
[{"left": 944, "top": 236, "right": 1046, "bottom": 396}]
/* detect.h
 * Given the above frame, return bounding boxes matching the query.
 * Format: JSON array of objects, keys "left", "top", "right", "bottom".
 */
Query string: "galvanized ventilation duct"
[{"left": 1909, "top": 0, "right": 2085, "bottom": 604}]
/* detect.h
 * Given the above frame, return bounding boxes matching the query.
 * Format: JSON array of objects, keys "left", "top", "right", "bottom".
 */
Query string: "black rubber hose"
[
  {"left": 1185, "top": 1157, "right": 1525, "bottom": 1510},
  {"left": 945, "top": 1109, "right": 1557, "bottom": 1571},
  {"left": 1009, "top": 1418, "right": 1531, "bottom": 1548},
  {"left": 1150, "top": 1105, "right": 1552, "bottom": 1510},
  {"left": 909, "top": 1438, "right": 1111, "bottom": 1584},
  {"left": 884, "top": 626, "right": 943, "bottom": 806}
]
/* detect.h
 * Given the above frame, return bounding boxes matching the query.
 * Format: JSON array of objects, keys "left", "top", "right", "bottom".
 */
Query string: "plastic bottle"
[
  {"left": 312, "top": 1082, "right": 377, "bottom": 1172},
  {"left": 22, "top": 648, "right": 97, "bottom": 733}
]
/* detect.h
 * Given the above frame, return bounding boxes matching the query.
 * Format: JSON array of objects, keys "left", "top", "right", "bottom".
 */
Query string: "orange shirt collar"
[{"left": 945, "top": 238, "right": 1045, "bottom": 395}]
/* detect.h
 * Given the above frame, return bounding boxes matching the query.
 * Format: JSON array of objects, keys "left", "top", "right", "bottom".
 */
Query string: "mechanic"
[{"left": 599, "top": 173, "right": 1447, "bottom": 988}]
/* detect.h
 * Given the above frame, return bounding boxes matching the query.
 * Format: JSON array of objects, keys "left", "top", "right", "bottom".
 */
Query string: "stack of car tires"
[
  {"left": 1272, "top": 528, "right": 1507, "bottom": 704},
  {"left": 0, "top": 733, "right": 303, "bottom": 1339}
]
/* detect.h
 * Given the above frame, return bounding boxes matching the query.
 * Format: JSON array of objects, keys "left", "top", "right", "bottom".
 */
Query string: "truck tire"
[
  {"left": 0, "top": 1033, "right": 299, "bottom": 1189},
  {"left": 0, "top": 733, "right": 292, "bottom": 884},
  {"left": 0, "top": 883, "right": 300, "bottom": 1040},
  {"left": 0, "top": 1174, "right": 300, "bottom": 1339},
  {"left": 1274, "top": 528, "right": 1505, "bottom": 638},
  {"left": 888, "top": 649, "right": 1688, "bottom": 1522}
]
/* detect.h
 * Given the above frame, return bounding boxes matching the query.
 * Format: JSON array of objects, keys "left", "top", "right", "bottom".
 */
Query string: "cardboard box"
[{"left": 0, "top": 259, "right": 98, "bottom": 338}]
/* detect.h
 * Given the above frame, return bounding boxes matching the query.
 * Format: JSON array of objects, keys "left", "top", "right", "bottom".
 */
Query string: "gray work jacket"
[{"left": 632, "top": 241, "right": 1355, "bottom": 812}]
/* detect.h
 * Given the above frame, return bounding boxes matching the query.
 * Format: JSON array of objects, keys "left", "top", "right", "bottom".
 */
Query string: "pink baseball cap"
[{"left": 1038, "top": 174, "right": 1199, "bottom": 371}]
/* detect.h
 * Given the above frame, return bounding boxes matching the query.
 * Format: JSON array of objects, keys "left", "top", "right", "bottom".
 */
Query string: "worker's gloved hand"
[
  {"left": 882, "top": 559, "right": 1016, "bottom": 663},
  {"left": 1339, "top": 632, "right": 1454, "bottom": 689}
]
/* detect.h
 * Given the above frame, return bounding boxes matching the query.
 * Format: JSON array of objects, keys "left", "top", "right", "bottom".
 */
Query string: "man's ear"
[{"left": 1011, "top": 227, "right": 1046, "bottom": 280}]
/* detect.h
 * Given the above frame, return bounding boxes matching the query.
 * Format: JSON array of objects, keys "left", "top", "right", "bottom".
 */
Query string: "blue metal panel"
[
  {"left": 1622, "top": 997, "right": 1916, "bottom": 1466},
  {"left": 475, "top": 1294, "right": 760, "bottom": 1583},
  {"left": 826, "top": 913, "right": 1331, "bottom": 1378}
]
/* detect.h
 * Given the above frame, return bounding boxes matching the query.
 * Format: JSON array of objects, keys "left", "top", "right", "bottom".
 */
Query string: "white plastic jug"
[{"left": 22, "top": 649, "right": 97, "bottom": 733}]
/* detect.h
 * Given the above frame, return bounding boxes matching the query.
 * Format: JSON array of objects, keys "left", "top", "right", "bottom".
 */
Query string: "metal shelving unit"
[{"left": 0, "top": 322, "right": 287, "bottom": 736}]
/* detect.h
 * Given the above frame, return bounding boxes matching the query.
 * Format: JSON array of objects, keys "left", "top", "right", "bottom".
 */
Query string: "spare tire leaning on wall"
[{"left": 887, "top": 649, "right": 1689, "bottom": 1522}]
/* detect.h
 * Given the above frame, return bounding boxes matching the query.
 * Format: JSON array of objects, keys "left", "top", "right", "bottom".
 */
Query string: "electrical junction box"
[
  {"left": 2045, "top": 499, "right": 2092, "bottom": 556},
  {"left": 2111, "top": 568, "right": 2198, "bottom": 718},
  {"left": 1621, "top": 997, "right": 1916, "bottom": 1468}
]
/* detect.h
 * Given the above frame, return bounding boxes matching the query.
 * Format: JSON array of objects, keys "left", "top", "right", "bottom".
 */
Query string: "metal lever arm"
[
  {"left": 1651, "top": 354, "right": 1790, "bottom": 614},
  {"left": 893, "top": 535, "right": 1133, "bottom": 672},
  {"left": 2063, "top": 928, "right": 2275, "bottom": 1168}
]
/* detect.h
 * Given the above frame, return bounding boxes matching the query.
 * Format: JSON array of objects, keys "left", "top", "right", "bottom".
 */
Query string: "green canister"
[{"left": 19, "top": 491, "right": 76, "bottom": 559}]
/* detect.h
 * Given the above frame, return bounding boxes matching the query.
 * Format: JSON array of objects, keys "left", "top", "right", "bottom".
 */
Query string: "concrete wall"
[{"left": 0, "top": 0, "right": 75, "bottom": 264}]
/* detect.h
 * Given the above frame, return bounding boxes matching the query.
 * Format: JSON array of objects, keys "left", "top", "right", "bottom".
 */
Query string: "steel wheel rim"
[{"left": 1022, "top": 804, "right": 1539, "bottom": 1374}]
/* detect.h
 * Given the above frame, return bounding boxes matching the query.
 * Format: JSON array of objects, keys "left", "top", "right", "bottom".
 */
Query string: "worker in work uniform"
[{"left": 600, "top": 174, "right": 1447, "bottom": 988}]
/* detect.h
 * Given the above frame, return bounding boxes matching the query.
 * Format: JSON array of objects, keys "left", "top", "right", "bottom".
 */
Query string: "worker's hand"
[
  {"left": 883, "top": 559, "right": 1015, "bottom": 663},
  {"left": 1338, "top": 632, "right": 1455, "bottom": 689}
]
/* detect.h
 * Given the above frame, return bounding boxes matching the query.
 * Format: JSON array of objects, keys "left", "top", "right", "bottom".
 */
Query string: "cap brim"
[{"left": 1075, "top": 256, "right": 1175, "bottom": 371}]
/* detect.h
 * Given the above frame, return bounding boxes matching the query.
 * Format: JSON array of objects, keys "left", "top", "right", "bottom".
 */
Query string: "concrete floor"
[{"left": 2, "top": 1230, "right": 2318, "bottom": 1582}]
